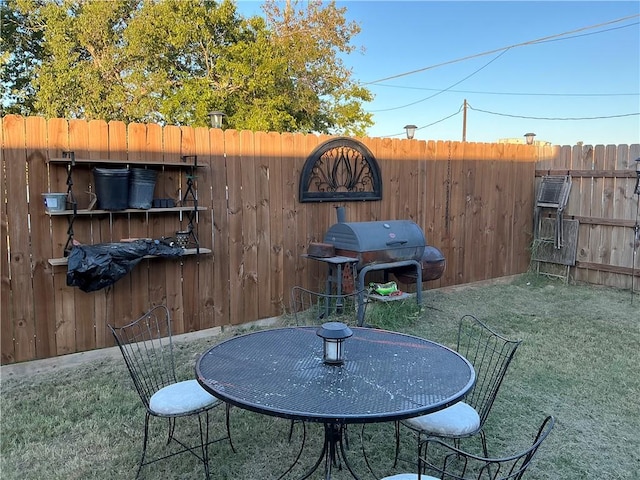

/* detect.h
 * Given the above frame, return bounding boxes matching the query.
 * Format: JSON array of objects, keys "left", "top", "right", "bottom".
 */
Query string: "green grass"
[{"left": 1, "top": 273, "right": 638, "bottom": 479}]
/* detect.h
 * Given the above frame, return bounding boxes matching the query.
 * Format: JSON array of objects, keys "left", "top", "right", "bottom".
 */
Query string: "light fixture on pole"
[
  {"left": 404, "top": 125, "right": 417, "bottom": 140},
  {"left": 316, "top": 322, "right": 352, "bottom": 365},
  {"left": 524, "top": 132, "right": 536, "bottom": 145},
  {"left": 208, "top": 111, "right": 225, "bottom": 129}
]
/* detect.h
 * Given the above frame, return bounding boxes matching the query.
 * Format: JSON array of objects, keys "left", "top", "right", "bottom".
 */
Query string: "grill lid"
[{"left": 323, "top": 220, "right": 426, "bottom": 253}]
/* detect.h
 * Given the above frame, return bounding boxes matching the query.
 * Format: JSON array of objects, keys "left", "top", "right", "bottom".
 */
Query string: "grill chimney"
[{"left": 336, "top": 206, "right": 346, "bottom": 223}]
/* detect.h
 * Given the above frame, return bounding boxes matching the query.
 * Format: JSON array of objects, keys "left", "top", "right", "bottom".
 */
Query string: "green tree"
[
  {"left": 1, "top": 0, "right": 45, "bottom": 115},
  {"left": 259, "top": 0, "right": 373, "bottom": 135},
  {"left": 1, "top": 0, "right": 372, "bottom": 135}
]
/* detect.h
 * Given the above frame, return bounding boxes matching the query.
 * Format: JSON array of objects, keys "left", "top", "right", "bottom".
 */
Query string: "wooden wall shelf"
[
  {"left": 48, "top": 248, "right": 212, "bottom": 266},
  {"left": 48, "top": 157, "right": 202, "bottom": 168},
  {"left": 46, "top": 206, "right": 206, "bottom": 216}
]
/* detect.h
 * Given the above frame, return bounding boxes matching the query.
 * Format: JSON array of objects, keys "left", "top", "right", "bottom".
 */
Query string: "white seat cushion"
[
  {"left": 381, "top": 475, "right": 438, "bottom": 480},
  {"left": 404, "top": 401, "right": 480, "bottom": 436},
  {"left": 149, "top": 379, "right": 219, "bottom": 415}
]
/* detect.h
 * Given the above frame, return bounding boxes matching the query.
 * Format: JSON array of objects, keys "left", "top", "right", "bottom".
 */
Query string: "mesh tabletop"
[{"left": 196, "top": 327, "right": 475, "bottom": 424}]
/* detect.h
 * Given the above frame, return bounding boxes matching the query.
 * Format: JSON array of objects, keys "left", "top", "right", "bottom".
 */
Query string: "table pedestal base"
[
  {"left": 312, "top": 423, "right": 360, "bottom": 480},
  {"left": 283, "top": 422, "right": 360, "bottom": 480}
]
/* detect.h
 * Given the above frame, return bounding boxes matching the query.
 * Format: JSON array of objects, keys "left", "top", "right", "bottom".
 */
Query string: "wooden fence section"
[
  {"left": 535, "top": 143, "right": 640, "bottom": 289},
  {"left": 1, "top": 115, "right": 637, "bottom": 364}
]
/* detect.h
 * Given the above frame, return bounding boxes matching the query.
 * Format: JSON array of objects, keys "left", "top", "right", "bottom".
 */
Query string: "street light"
[
  {"left": 208, "top": 111, "right": 225, "bottom": 129},
  {"left": 524, "top": 132, "right": 536, "bottom": 145},
  {"left": 404, "top": 124, "right": 417, "bottom": 140}
]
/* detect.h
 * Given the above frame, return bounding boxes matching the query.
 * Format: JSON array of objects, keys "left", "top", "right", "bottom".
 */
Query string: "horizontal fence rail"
[{"left": 1, "top": 115, "right": 638, "bottom": 364}]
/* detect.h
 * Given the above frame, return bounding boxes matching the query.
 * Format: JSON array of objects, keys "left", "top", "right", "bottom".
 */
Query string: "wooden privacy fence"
[
  {"left": 535, "top": 143, "right": 640, "bottom": 287},
  {"left": 1, "top": 115, "right": 638, "bottom": 364}
]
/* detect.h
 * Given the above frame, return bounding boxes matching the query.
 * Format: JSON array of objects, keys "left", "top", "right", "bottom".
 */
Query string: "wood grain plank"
[
  {"left": 280, "top": 132, "right": 300, "bottom": 297},
  {"left": 465, "top": 143, "right": 483, "bottom": 283},
  {"left": 162, "top": 125, "right": 184, "bottom": 333},
  {"left": 4, "top": 115, "right": 36, "bottom": 361},
  {"left": 383, "top": 138, "right": 401, "bottom": 221},
  {"left": 448, "top": 141, "right": 467, "bottom": 284},
  {"left": 588, "top": 145, "right": 606, "bottom": 285},
  {"left": 254, "top": 132, "right": 273, "bottom": 317},
  {"left": 88, "top": 119, "right": 113, "bottom": 348},
  {"left": 210, "top": 127, "right": 228, "bottom": 327},
  {"left": 573, "top": 145, "right": 594, "bottom": 283},
  {"left": 226, "top": 129, "right": 244, "bottom": 325},
  {"left": 424, "top": 140, "right": 446, "bottom": 289},
  {"left": 179, "top": 126, "right": 199, "bottom": 333},
  {"left": 193, "top": 126, "right": 215, "bottom": 329},
  {"left": 239, "top": 130, "right": 258, "bottom": 323},
  {"left": 265, "top": 132, "right": 284, "bottom": 315},
  {"left": 0, "top": 116, "right": 13, "bottom": 363},
  {"left": 487, "top": 143, "right": 505, "bottom": 279},
  {"left": 301, "top": 134, "right": 323, "bottom": 290},
  {"left": 292, "top": 135, "right": 308, "bottom": 291},
  {"left": 365, "top": 137, "right": 383, "bottom": 222},
  {"left": 126, "top": 122, "right": 151, "bottom": 318},
  {"left": 105, "top": 120, "right": 135, "bottom": 331},
  {"left": 145, "top": 122, "right": 168, "bottom": 314},
  {"left": 515, "top": 144, "right": 536, "bottom": 274},
  {"left": 47, "top": 118, "right": 75, "bottom": 356},
  {"left": 68, "top": 119, "right": 96, "bottom": 353},
  {"left": 25, "top": 116, "right": 56, "bottom": 359},
  {"left": 435, "top": 141, "right": 454, "bottom": 286}
]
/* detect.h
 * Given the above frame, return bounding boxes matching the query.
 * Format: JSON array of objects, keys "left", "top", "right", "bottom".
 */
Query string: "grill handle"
[{"left": 386, "top": 240, "right": 408, "bottom": 246}]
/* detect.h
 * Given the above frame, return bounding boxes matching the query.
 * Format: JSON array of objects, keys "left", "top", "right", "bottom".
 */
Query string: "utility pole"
[{"left": 462, "top": 99, "right": 468, "bottom": 142}]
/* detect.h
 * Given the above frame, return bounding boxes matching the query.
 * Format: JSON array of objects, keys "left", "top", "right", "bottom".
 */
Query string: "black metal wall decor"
[{"left": 299, "top": 137, "right": 382, "bottom": 202}]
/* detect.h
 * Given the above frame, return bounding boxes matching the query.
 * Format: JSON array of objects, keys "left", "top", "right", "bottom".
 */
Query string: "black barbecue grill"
[
  {"left": 323, "top": 220, "right": 426, "bottom": 267},
  {"left": 318, "top": 208, "right": 445, "bottom": 325}
]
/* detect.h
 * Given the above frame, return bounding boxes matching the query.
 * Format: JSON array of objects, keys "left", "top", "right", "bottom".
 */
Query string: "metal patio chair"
[
  {"left": 383, "top": 416, "right": 555, "bottom": 480},
  {"left": 290, "top": 285, "right": 369, "bottom": 327},
  {"left": 395, "top": 314, "right": 522, "bottom": 466},
  {"left": 109, "top": 305, "right": 234, "bottom": 479}
]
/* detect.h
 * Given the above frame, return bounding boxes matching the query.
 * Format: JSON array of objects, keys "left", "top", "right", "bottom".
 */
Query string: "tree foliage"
[{"left": 1, "top": 0, "right": 373, "bottom": 135}]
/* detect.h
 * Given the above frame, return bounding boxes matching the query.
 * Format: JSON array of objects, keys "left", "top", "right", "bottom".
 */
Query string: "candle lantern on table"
[{"left": 317, "top": 322, "right": 352, "bottom": 365}]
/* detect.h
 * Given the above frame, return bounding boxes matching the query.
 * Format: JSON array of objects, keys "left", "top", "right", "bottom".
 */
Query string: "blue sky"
[{"left": 237, "top": 1, "right": 639, "bottom": 146}]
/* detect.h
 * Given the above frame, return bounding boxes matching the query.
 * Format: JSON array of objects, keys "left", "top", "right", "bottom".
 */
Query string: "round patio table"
[{"left": 196, "top": 326, "right": 475, "bottom": 479}]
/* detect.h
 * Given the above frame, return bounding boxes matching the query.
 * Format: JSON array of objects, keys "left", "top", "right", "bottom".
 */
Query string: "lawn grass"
[{"left": 1, "top": 273, "right": 638, "bottom": 479}]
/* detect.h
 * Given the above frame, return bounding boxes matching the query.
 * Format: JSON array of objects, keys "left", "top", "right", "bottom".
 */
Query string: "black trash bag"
[{"left": 67, "top": 239, "right": 184, "bottom": 292}]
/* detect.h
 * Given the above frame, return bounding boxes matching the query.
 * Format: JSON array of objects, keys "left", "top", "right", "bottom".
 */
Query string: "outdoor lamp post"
[
  {"left": 524, "top": 132, "right": 536, "bottom": 145},
  {"left": 634, "top": 157, "right": 640, "bottom": 195},
  {"left": 317, "top": 322, "right": 353, "bottom": 365},
  {"left": 209, "top": 111, "right": 225, "bottom": 129},
  {"left": 404, "top": 125, "right": 417, "bottom": 140}
]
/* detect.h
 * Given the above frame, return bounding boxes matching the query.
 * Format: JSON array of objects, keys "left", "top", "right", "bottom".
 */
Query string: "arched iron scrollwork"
[{"left": 299, "top": 137, "right": 382, "bottom": 202}]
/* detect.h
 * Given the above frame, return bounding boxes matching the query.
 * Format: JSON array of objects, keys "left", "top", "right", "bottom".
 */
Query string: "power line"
[
  {"left": 467, "top": 104, "right": 640, "bottom": 121},
  {"left": 362, "top": 14, "right": 640, "bottom": 85},
  {"left": 529, "top": 21, "right": 638, "bottom": 44},
  {"left": 370, "top": 84, "right": 639, "bottom": 98},
  {"left": 369, "top": 48, "right": 512, "bottom": 113},
  {"left": 378, "top": 101, "right": 639, "bottom": 138},
  {"left": 381, "top": 105, "right": 464, "bottom": 138}
]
